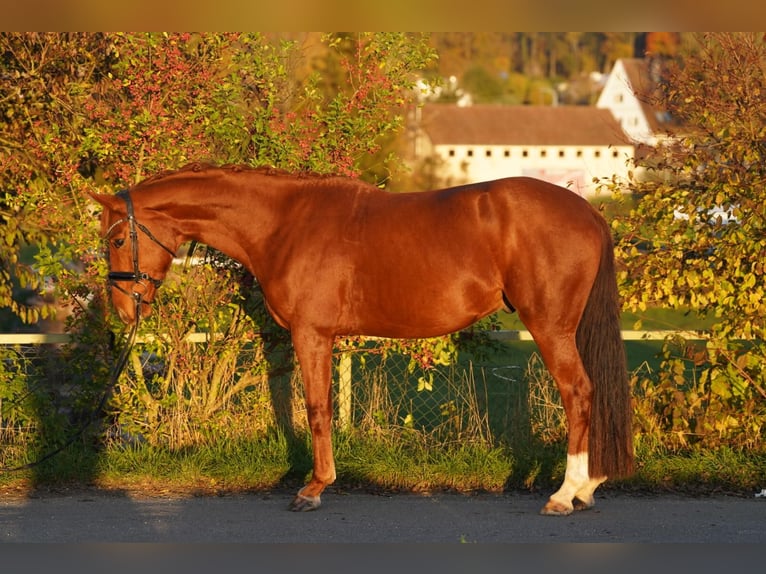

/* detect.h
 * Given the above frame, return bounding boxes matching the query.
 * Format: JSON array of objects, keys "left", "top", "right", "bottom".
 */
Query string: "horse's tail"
[{"left": 576, "top": 218, "right": 634, "bottom": 479}]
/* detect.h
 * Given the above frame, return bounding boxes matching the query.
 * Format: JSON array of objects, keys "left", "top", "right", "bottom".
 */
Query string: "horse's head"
[{"left": 89, "top": 190, "right": 177, "bottom": 324}]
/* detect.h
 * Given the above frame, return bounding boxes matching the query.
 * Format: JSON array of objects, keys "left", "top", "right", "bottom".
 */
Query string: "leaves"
[
  {"left": 1, "top": 32, "right": 436, "bottom": 323},
  {"left": 610, "top": 33, "right": 766, "bottom": 449},
  {"left": 0, "top": 32, "right": 440, "bottom": 447}
]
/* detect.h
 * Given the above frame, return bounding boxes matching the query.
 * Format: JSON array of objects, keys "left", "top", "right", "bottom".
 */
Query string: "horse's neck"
[{"left": 156, "top": 175, "right": 291, "bottom": 275}]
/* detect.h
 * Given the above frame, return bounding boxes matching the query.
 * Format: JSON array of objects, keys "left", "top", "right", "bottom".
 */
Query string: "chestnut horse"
[{"left": 90, "top": 163, "right": 633, "bottom": 515}]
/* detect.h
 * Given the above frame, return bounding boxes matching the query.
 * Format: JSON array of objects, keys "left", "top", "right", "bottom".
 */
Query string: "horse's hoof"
[
  {"left": 288, "top": 493, "right": 322, "bottom": 512},
  {"left": 540, "top": 500, "right": 573, "bottom": 516},
  {"left": 572, "top": 497, "right": 594, "bottom": 511}
]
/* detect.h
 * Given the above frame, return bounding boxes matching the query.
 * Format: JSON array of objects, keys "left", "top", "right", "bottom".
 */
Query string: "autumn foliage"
[
  {"left": 611, "top": 33, "right": 766, "bottom": 449},
  {"left": 1, "top": 32, "right": 435, "bottom": 323},
  {"left": 0, "top": 32, "right": 437, "bottom": 447}
]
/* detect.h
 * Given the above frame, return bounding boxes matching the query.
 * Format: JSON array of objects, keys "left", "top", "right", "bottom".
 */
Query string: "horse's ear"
[{"left": 87, "top": 191, "right": 124, "bottom": 213}]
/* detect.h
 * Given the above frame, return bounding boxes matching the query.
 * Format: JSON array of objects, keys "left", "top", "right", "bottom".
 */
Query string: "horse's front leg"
[{"left": 288, "top": 329, "right": 336, "bottom": 512}]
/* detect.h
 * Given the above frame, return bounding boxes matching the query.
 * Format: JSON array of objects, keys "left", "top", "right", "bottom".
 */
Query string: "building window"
[
  {"left": 558, "top": 149, "right": 565, "bottom": 158},
  {"left": 612, "top": 150, "right": 619, "bottom": 158},
  {"left": 504, "top": 149, "right": 510, "bottom": 157},
  {"left": 467, "top": 149, "right": 474, "bottom": 157},
  {"left": 485, "top": 149, "right": 492, "bottom": 157},
  {"left": 594, "top": 150, "right": 601, "bottom": 158},
  {"left": 448, "top": 149, "right": 455, "bottom": 157},
  {"left": 522, "top": 149, "right": 529, "bottom": 158},
  {"left": 576, "top": 149, "right": 583, "bottom": 158},
  {"left": 540, "top": 149, "right": 547, "bottom": 158}
]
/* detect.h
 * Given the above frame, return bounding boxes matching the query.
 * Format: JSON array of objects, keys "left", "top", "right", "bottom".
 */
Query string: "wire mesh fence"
[
  {"left": 333, "top": 340, "right": 567, "bottom": 448},
  {"left": 1, "top": 342, "right": 73, "bottom": 462},
  {"left": 1, "top": 334, "right": 557, "bottom": 457},
  {"left": 5, "top": 328, "right": 764, "bottom": 469}
]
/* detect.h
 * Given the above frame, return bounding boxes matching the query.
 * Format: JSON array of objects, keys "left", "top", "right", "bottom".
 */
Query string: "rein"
[
  {"left": 1, "top": 297, "right": 141, "bottom": 473},
  {"left": 2, "top": 190, "right": 169, "bottom": 472}
]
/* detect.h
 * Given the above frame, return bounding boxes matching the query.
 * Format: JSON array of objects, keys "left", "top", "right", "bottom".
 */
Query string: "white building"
[
  {"left": 412, "top": 103, "right": 634, "bottom": 198},
  {"left": 596, "top": 58, "right": 675, "bottom": 146}
]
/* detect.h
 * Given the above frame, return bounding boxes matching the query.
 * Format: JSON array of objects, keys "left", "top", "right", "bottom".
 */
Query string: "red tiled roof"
[{"left": 420, "top": 104, "right": 631, "bottom": 147}]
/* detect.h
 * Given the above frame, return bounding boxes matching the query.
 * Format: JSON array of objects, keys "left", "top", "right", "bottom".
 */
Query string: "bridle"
[
  {"left": 104, "top": 189, "right": 176, "bottom": 305},
  {"left": 1, "top": 189, "right": 177, "bottom": 473}
]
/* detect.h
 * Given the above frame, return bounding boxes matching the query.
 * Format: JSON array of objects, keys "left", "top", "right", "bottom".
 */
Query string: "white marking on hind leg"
[
  {"left": 541, "top": 453, "right": 606, "bottom": 515},
  {"left": 574, "top": 475, "right": 607, "bottom": 509}
]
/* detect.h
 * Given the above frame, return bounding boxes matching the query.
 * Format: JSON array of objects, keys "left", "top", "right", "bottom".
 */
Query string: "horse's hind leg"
[
  {"left": 288, "top": 328, "right": 337, "bottom": 511},
  {"left": 525, "top": 329, "right": 605, "bottom": 515}
]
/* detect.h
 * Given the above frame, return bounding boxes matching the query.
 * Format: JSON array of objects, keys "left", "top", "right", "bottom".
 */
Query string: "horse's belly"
[{"left": 348, "top": 280, "right": 503, "bottom": 338}]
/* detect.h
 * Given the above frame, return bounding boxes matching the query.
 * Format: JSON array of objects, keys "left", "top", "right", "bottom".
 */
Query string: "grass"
[
  {"left": 630, "top": 444, "right": 766, "bottom": 493},
  {"left": 497, "top": 305, "right": 716, "bottom": 332},
  {"left": 3, "top": 423, "right": 763, "bottom": 499},
  {"left": 1, "top": 306, "right": 763, "bottom": 498},
  {"left": 333, "top": 432, "right": 514, "bottom": 493},
  {"left": 95, "top": 434, "right": 296, "bottom": 493},
  {"left": 8, "top": 432, "right": 761, "bottom": 499}
]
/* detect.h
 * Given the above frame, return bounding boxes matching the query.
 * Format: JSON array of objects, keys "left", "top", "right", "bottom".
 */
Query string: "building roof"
[
  {"left": 420, "top": 104, "right": 631, "bottom": 147},
  {"left": 614, "top": 58, "right": 680, "bottom": 136}
]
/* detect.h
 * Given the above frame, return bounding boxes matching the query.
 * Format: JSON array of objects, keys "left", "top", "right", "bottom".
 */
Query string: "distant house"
[
  {"left": 595, "top": 58, "right": 676, "bottom": 146},
  {"left": 412, "top": 103, "right": 634, "bottom": 197}
]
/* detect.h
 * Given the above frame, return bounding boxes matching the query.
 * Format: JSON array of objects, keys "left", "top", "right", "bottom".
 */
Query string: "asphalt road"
[{"left": 1, "top": 487, "right": 764, "bottom": 543}]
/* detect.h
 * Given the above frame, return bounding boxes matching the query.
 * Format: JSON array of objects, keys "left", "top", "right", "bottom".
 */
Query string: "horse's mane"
[{"left": 136, "top": 162, "right": 354, "bottom": 188}]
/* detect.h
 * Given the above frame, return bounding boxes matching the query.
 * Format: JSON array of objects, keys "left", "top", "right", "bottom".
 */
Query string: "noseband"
[
  {"left": 2, "top": 189, "right": 174, "bottom": 472},
  {"left": 104, "top": 189, "right": 176, "bottom": 304}
]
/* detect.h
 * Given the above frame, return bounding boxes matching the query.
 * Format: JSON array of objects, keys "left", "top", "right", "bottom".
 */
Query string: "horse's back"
[{"left": 390, "top": 176, "right": 606, "bottom": 264}]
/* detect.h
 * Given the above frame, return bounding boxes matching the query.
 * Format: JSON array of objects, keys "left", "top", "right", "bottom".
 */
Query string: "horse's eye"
[{"left": 113, "top": 238, "right": 125, "bottom": 249}]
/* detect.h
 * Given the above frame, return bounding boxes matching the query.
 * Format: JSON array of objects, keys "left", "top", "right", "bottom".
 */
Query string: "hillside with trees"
[{"left": 425, "top": 32, "right": 683, "bottom": 105}]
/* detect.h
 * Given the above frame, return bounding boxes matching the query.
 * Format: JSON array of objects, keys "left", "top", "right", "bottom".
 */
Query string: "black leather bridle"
[
  {"left": 0, "top": 189, "right": 177, "bottom": 472},
  {"left": 104, "top": 189, "right": 176, "bottom": 304}
]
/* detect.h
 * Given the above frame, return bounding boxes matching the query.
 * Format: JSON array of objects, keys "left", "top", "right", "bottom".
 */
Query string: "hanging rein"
[{"left": 1, "top": 190, "right": 172, "bottom": 472}]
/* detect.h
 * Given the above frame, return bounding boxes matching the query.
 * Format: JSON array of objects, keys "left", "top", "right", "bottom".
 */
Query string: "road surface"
[{"left": 1, "top": 487, "right": 764, "bottom": 543}]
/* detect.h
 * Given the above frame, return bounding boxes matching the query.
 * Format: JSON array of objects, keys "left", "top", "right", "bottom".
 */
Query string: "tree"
[
  {"left": 0, "top": 33, "right": 232, "bottom": 326},
  {"left": 1, "top": 32, "right": 436, "bottom": 323},
  {"left": 425, "top": 33, "right": 639, "bottom": 107},
  {"left": 611, "top": 33, "right": 766, "bottom": 447},
  {"left": 1, "top": 33, "right": 104, "bottom": 324},
  {"left": 0, "top": 32, "right": 438, "bottom": 448}
]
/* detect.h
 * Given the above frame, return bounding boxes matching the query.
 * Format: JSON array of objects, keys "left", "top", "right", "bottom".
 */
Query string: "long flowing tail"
[{"left": 576, "top": 219, "right": 634, "bottom": 479}]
